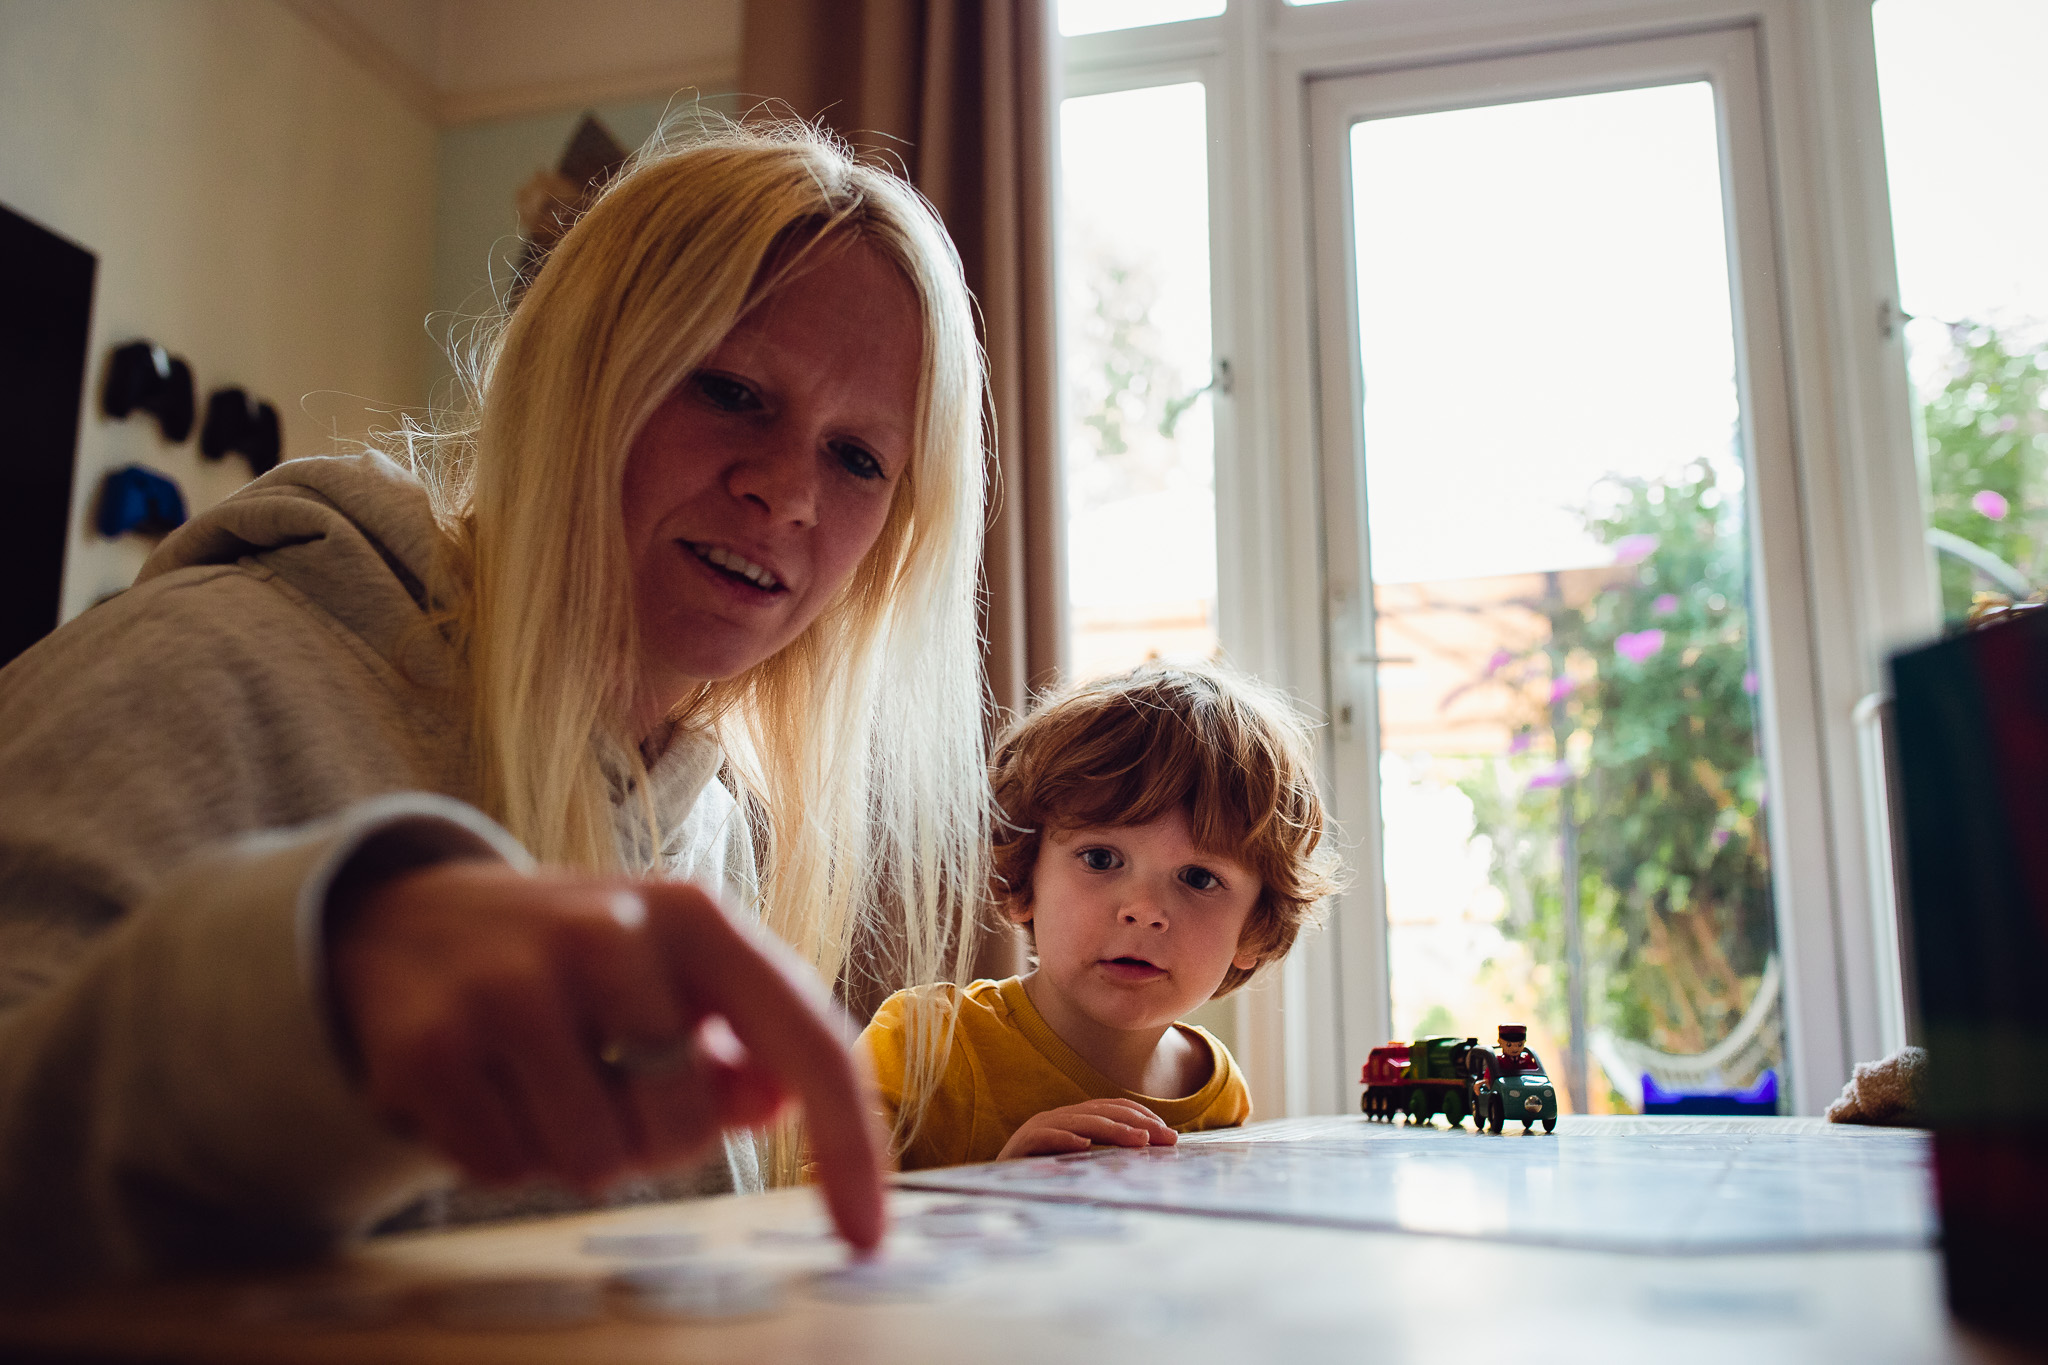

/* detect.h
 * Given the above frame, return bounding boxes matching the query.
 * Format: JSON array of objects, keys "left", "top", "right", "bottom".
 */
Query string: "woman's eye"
[
  {"left": 694, "top": 373, "right": 758, "bottom": 411},
  {"left": 1180, "top": 866, "right": 1222, "bottom": 892},
  {"left": 1079, "top": 847, "right": 1119, "bottom": 872},
  {"left": 833, "top": 442, "right": 885, "bottom": 481}
]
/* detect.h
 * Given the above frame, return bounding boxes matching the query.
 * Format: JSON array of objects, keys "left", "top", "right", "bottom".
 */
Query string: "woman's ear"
[
  {"left": 1231, "top": 945, "right": 1265, "bottom": 973},
  {"left": 1004, "top": 894, "right": 1033, "bottom": 927}
]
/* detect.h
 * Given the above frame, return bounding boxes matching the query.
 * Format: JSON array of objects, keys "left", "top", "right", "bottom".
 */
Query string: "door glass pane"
[
  {"left": 1059, "top": 83, "right": 1219, "bottom": 680},
  {"left": 1351, "top": 83, "right": 1783, "bottom": 1114},
  {"left": 1874, "top": 0, "right": 2048, "bottom": 624},
  {"left": 1059, "top": 0, "right": 1224, "bottom": 37}
]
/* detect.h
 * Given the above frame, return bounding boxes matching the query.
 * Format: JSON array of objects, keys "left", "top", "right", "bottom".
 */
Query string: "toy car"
[{"left": 1470, "top": 1043, "right": 1559, "bottom": 1133}]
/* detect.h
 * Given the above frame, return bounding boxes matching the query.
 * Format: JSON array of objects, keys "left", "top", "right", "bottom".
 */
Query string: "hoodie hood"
[
  {"left": 141, "top": 452, "right": 462, "bottom": 692},
  {"left": 141, "top": 453, "right": 727, "bottom": 859}
]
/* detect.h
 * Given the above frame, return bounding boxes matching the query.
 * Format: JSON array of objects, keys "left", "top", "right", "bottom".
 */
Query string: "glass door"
[
  {"left": 1310, "top": 29, "right": 1829, "bottom": 1116},
  {"left": 1873, "top": 0, "right": 2048, "bottom": 624}
]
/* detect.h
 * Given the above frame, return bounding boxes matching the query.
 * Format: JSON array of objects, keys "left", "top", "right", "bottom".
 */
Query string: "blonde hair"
[
  {"left": 991, "top": 663, "right": 1342, "bottom": 995},
  {"left": 403, "top": 118, "right": 988, "bottom": 1178}
]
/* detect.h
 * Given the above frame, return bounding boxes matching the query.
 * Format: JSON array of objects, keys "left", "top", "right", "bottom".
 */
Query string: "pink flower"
[
  {"left": 1508, "top": 731, "right": 1533, "bottom": 756},
  {"left": 1742, "top": 669, "right": 1760, "bottom": 695},
  {"left": 1526, "top": 761, "right": 1573, "bottom": 791},
  {"left": 1549, "top": 676, "right": 1575, "bottom": 703},
  {"left": 1486, "top": 649, "right": 1514, "bottom": 675},
  {"left": 1653, "top": 593, "right": 1679, "bottom": 615},
  {"left": 1973, "top": 489, "right": 2010, "bottom": 521},
  {"left": 1612, "top": 534, "right": 1660, "bottom": 566},
  {"left": 1712, "top": 828, "right": 1732, "bottom": 848},
  {"left": 1615, "top": 629, "right": 1665, "bottom": 664}
]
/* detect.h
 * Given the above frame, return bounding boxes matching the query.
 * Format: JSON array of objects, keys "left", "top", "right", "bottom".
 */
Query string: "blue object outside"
[{"left": 1641, "top": 1069, "right": 1779, "bottom": 1116}]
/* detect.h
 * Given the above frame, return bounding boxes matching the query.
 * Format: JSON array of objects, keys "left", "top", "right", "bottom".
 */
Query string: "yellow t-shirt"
[{"left": 859, "top": 976, "right": 1251, "bottom": 1171}]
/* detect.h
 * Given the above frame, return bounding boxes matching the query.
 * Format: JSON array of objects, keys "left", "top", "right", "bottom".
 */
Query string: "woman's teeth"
[{"left": 689, "top": 543, "right": 783, "bottom": 591}]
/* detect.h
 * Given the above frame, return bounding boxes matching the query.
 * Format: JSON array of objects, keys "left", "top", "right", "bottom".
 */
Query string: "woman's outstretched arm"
[
  {"left": 0, "top": 802, "right": 886, "bottom": 1286},
  {"left": 334, "top": 861, "right": 886, "bottom": 1250}
]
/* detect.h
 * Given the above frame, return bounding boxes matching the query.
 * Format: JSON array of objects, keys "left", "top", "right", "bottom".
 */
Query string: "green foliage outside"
[
  {"left": 1066, "top": 244, "right": 1205, "bottom": 509},
  {"left": 1919, "top": 323, "right": 2048, "bottom": 620},
  {"left": 1411, "top": 1003, "right": 1458, "bottom": 1039},
  {"left": 1461, "top": 322, "right": 2047, "bottom": 1069},
  {"left": 1458, "top": 459, "right": 1774, "bottom": 1060},
  {"left": 1072, "top": 253, "right": 1167, "bottom": 463}
]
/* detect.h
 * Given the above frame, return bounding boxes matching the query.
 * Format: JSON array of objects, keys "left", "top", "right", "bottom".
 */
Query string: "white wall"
[
  {"left": 0, "top": 0, "right": 438, "bottom": 620},
  {"left": 427, "top": 99, "right": 666, "bottom": 405},
  {"left": 302, "top": 0, "right": 742, "bottom": 122},
  {"left": 435, "top": 0, "right": 740, "bottom": 120}
]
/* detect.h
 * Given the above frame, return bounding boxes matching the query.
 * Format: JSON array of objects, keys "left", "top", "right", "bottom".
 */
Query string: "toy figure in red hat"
[{"left": 1495, "top": 1023, "right": 1545, "bottom": 1077}]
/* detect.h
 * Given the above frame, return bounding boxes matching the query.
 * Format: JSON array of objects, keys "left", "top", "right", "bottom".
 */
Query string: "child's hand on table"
[{"left": 996, "top": 1099, "right": 1177, "bottom": 1159}]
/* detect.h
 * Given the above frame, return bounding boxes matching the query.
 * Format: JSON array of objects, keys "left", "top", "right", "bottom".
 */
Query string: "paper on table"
[{"left": 894, "top": 1116, "right": 1935, "bottom": 1254}]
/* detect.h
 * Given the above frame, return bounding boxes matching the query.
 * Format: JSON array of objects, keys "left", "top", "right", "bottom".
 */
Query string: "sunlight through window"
[
  {"left": 1058, "top": 82, "right": 1219, "bottom": 680},
  {"left": 1060, "top": 0, "right": 1224, "bottom": 38},
  {"left": 1874, "top": 0, "right": 2048, "bottom": 622}
]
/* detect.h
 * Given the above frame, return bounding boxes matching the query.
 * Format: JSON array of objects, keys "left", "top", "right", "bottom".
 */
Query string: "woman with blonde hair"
[{"left": 0, "top": 119, "right": 987, "bottom": 1284}]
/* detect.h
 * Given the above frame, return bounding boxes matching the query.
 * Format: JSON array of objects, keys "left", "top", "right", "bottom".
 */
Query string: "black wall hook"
[
  {"left": 102, "top": 341, "right": 195, "bottom": 443},
  {"left": 200, "top": 387, "right": 282, "bottom": 475}
]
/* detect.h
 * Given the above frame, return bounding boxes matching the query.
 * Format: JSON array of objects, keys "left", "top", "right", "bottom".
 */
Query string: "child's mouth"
[{"left": 1100, "top": 956, "right": 1165, "bottom": 981}]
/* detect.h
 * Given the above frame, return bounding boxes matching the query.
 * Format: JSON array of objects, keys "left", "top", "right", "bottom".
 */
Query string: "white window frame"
[{"left": 1062, "top": 0, "right": 1926, "bottom": 1117}]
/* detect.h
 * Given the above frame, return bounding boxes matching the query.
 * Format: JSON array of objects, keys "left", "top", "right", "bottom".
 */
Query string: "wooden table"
[{"left": 0, "top": 1116, "right": 2021, "bottom": 1363}]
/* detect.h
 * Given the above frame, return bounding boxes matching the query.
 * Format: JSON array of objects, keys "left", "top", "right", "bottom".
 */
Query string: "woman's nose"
[{"left": 727, "top": 434, "right": 819, "bottom": 526}]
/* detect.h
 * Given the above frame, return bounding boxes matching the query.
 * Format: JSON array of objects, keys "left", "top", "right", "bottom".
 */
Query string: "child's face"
[{"left": 1010, "top": 809, "right": 1263, "bottom": 1036}]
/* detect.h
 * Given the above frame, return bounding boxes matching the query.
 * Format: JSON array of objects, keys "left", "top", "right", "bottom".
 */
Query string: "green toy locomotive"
[{"left": 1360, "top": 1023, "right": 1558, "bottom": 1133}]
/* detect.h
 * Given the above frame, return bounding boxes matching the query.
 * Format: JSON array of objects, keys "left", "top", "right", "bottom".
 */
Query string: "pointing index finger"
[{"left": 642, "top": 884, "right": 886, "bottom": 1250}]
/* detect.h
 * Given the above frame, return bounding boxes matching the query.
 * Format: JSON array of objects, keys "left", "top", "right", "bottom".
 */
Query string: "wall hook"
[
  {"left": 200, "top": 388, "right": 282, "bottom": 475},
  {"left": 102, "top": 341, "right": 195, "bottom": 443}
]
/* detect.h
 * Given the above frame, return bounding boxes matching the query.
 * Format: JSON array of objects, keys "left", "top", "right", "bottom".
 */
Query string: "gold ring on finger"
[{"left": 596, "top": 1037, "right": 691, "bottom": 1075}]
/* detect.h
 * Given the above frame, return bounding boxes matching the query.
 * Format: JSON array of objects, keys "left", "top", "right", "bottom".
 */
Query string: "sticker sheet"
[{"left": 895, "top": 1116, "right": 1935, "bottom": 1253}]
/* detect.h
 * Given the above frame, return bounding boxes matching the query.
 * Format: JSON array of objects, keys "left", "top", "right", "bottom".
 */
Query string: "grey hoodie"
[{"left": 0, "top": 453, "right": 760, "bottom": 1285}]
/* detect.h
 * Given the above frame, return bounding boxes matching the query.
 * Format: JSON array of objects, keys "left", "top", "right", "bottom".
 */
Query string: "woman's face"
[{"left": 622, "top": 237, "right": 923, "bottom": 735}]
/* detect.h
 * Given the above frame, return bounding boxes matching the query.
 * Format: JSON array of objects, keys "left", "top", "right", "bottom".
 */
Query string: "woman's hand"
[
  {"left": 995, "top": 1099, "right": 1178, "bottom": 1160},
  {"left": 330, "top": 861, "right": 884, "bottom": 1250}
]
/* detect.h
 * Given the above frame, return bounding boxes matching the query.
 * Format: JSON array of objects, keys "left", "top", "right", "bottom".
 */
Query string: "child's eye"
[
  {"left": 1078, "top": 847, "right": 1120, "bottom": 872},
  {"left": 1180, "top": 866, "right": 1223, "bottom": 892}
]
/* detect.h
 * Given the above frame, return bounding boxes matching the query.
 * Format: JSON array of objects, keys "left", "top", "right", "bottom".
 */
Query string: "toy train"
[{"left": 1361, "top": 1024, "right": 1559, "bottom": 1133}]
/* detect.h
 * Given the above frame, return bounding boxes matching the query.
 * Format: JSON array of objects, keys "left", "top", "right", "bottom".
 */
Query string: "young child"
[{"left": 860, "top": 662, "right": 1342, "bottom": 1170}]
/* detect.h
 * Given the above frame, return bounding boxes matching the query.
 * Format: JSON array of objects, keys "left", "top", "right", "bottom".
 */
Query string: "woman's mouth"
[
  {"left": 1099, "top": 956, "right": 1166, "bottom": 982},
  {"left": 684, "top": 541, "right": 786, "bottom": 593}
]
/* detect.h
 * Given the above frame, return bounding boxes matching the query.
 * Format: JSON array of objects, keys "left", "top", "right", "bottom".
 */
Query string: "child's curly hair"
[{"left": 989, "top": 662, "right": 1344, "bottom": 995}]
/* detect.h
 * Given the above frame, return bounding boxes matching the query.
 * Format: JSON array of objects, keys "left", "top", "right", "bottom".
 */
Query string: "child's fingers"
[
  {"left": 997, "top": 1124, "right": 1095, "bottom": 1160},
  {"left": 1030, "top": 1127, "right": 1099, "bottom": 1153},
  {"left": 1048, "top": 1113, "right": 1158, "bottom": 1147},
  {"left": 998, "top": 1102, "right": 1184, "bottom": 1161},
  {"left": 1072, "top": 1100, "right": 1177, "bottom": 1143}
]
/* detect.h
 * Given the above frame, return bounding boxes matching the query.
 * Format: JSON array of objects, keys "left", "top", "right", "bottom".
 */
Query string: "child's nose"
[{"left": 1121, "top": 896, "right": 1168, "bottom": 928}]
